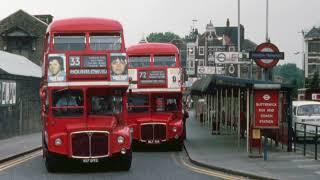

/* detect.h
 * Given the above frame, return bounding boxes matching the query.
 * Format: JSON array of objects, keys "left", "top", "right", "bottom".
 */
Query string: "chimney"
[{"left": 226, "top": 18, "right": 230, "bottom": 27}]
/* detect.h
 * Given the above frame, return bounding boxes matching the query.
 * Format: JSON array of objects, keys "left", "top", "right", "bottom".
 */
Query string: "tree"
[
  {"left": 146, "top": 32, "right": 181, "bottom": 43},
  {"left": 272, "top": 63, "right": 304, "bottom": 97},
  {"left": 272, "top": 63, "right": 304, "bottom": 87}
]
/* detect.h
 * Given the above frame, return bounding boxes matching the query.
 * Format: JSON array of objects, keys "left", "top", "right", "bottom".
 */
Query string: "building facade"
[
  {"left": 185, "top": 19, "right": 256, "bottom": 79},
  {"left": 0, "top": 10, "right": 52, "bottom": 65},
  {"left": 304, "top": 27, "right": 320, "bottom": 78}
]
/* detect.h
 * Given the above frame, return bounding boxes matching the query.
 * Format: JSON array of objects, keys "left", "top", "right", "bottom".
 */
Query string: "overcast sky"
[{"left": 1, "top": 0, "right": 320, "bottom": 68}]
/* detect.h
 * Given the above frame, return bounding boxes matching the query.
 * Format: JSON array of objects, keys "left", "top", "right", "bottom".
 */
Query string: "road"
[{"left": 0, "top": 148, "right": 243, "bottom": 180}]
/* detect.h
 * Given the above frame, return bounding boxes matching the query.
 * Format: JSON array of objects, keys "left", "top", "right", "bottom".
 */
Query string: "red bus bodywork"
[
  {"left": 127, "top": 43, "right": 184, "bottom": 149},
  {"left": 40, "top": 18, "right": 131, "bottom": 171}
]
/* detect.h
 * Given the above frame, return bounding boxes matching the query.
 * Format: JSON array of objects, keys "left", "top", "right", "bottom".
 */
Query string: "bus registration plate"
[{"left": 82, "top": 158, "right": 99, "bottom": 163}]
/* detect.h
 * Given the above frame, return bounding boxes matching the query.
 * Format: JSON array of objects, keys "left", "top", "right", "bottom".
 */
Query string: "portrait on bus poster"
[
  {"left": 110, "top": 53, "right": 128, "bottom": 81},
  {"left": 48, "top": 54, "right": 66, "bottom": 82}
]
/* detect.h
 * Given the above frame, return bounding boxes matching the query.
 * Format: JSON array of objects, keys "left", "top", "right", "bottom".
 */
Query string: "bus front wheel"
[
  {"left": 113, "top": 149, "right": 132, "bottom": 171},
  {"left": 45, "top": 152, "right": 59, "bottom": 173}
]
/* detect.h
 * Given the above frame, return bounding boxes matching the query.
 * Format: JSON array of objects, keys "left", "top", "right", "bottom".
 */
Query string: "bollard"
[
  {"left": 294, "top": 122, "right": 297, "bottom": 152},
  {"left": 264, "top": 138, "right": 268, "bottom": 161},
  {"left": 304, "top": 124, "right": 306, "bottom": 156}
]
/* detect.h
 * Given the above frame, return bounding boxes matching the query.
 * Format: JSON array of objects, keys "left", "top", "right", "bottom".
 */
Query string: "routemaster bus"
[
  {"left": 126, "top": 43, "right": 184, "bottom": 150},
  {"left": 39, "top": 18, "right": 132, "bottom": 172}
]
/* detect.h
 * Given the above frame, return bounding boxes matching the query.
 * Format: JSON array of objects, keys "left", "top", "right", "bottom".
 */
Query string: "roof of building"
[
  {"left": 47, "top": 17, "right": 123, "bottom": 33},
  {"left": 127, "top": 43, "right": 179, "bottom": 55},
  {"left": 0, "top": 51, "right": 41, "bottom": 78},
  {"left": 0, "top": 9, "right": 48, "bottom": 37},
  {"left": 305, "top": 27, "right": 320, "bottom": 39},
  {"left": 191, "top": 75, "right": 293, "bottom": 94}
]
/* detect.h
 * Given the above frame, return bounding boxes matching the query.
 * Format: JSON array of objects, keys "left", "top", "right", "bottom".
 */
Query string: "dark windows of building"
[
  {"left": 308, "top": 58, "right": 320, "bottom": 64},
  {"left": 308, "top": 42, "right": 320, "bottom": 53},
  {"left": 188, "top": 47, "right": 195, "bottom": 55},
  {"left": 198, "top": 59, "right": 205, "bottom": 66},
  {"left": 199, "top": 46, "right": 204, "bottom": 55},
  {"left": 6, "top": 37, "right": 34, "bottom": 58}
]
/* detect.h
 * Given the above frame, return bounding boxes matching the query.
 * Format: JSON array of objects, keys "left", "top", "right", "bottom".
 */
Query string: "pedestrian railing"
[{"left": 294, "top": 122, "right": 320, "bottom": 160}]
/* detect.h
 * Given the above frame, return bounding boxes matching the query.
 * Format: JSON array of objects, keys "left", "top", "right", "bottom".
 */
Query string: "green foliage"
[
  {"left": 146, "top": 32, "right": 181, "bottom": 43},
  {"left": 272, "top": 63, "right": 304, "bottom": 87},
  {"left": 272, "top": 63, "right": 304, "bottom": 97}
]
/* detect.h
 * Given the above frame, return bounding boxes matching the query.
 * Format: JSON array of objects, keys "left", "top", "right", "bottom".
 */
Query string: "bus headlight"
[
  {"left": 172, "top": 127, "right": 177, "bottom": 132},
  {"left": 54, "top": 138, "right": 62, "bottom": 146},
  {"left": 117, "top": 136, "right": 125, "bottom": 144}
]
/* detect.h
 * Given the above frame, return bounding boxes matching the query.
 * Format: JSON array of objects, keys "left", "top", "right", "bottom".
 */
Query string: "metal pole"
[
  {"left": 315, "top": 126, "right": 318, "bottom": 160},
  {"left": 246, "top": 88, "right": 250, "bottom": 153},
  {"left": 266, "top": 0, "right": 269, "bottom": 42},
  {"left": 238, "top": 88, "right": 241, "bottom": 149},
  {"left": 237, "top": 0, "right": 241, "bottom": 78}
]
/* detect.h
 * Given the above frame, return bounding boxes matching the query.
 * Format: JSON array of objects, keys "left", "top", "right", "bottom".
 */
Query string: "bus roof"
[
  {"left": 293, "top": 101, "right": 320, "bottom": 106},
  {"left": 47, "top": 17, "right": 123, "bottom": 33},
  {"left": 127, "top": 43, "right": 179, "bottom": 55}
]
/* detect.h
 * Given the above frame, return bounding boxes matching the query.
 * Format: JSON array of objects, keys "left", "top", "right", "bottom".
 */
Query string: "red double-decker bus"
[
  {"left": 127, "top": 43, "right": 184, "bottom": 150},
  {"left": 40, "top": 18, "right": 132, "bottom": 172}
]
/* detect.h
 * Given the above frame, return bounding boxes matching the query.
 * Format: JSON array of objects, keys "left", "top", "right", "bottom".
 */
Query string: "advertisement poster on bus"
[
  {"left": 110, "top": 53, "right": 128, "bottom": 81},
  {"left": 47, "top": 54, "right": 66, "bottom": 82},
  {"left": 254, "top": 90, "right": 279, "bottom": 128}
]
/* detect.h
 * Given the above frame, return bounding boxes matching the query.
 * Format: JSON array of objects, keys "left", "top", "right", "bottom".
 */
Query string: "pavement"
[
  {"left": 184, "top": 110, "right": 320, "bottom": 180},
  {"left": 0, "top": 132, "right": 41, "bottom": 163}
]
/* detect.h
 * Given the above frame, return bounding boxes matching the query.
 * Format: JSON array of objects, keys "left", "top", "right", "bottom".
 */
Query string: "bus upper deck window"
[
  {"left": 128, "top": 56, "right": 150, "bottom": 68},
  {"left": 53, "top": 34, "right": 85, "bottom": 51},
  {"left": 154, "top": 55, "right": 176, "bottom": 67},
  {"left": 90, "top": 34, "right": 121, "bottom": 51}
]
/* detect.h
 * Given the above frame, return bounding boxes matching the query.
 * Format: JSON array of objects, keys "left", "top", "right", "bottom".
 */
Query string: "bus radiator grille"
[
  {"left": 141, "top": 124, "right": 167, "bottom": 142},
  {"left": 71, "top": 132, "right": 109, "bottom": 157},
  {"left": 71, "top": 133, "right": 90, "bottom": 157},
  {"left": 91, "top": 133, "right": 108, "bottom": 156}
]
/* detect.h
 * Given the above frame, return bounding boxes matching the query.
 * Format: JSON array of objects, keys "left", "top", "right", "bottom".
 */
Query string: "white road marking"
[
  {"left": 298, "top": 164, "right": 320, "bottom": 169},
  {"left": 0, "top": 150, "right": 42, "bottom": 172},
  {"left": 172, "top": 152, "right": 246, "bottom": 180}
]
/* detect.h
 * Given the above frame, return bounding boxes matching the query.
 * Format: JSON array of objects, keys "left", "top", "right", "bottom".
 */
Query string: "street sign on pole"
[
  {"left": 214, "top": 52, "right": 239, "bottom": 64},
  {"left": 250, "top": 42, "right": 284, "bottom": 69}
]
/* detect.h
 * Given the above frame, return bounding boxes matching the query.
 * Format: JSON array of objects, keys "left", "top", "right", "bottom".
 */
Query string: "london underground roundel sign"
[{"left": 254, "top": 42, "right": 281, "bottom": 69}]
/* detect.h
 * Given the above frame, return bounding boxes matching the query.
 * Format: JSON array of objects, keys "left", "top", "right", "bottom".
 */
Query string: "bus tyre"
[
  {"left": 173, "top": 138, "right": 183, "bottom": 151},
  {"left": 45, "top": 152, "right": 59, "bottom": 173},
  {"left": 115, "top": 149, "right": 132, "bottom": 171}
]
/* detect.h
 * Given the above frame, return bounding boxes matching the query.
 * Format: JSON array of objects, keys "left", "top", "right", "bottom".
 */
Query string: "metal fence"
[
  {"left": 294, "top": 122, "right": 320, "bottom": 160},
  {"left": 0, "top": 96, "right": 41, "bottom": 139}
]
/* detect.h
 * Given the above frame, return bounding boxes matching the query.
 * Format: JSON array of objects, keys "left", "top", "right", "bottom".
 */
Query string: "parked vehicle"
[{"left": 292, "top": 101, "right": 320, "bottom": 138}]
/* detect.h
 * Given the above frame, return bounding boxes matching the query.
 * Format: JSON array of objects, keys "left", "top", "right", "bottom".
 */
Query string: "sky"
[{"left": 1, "top": 0, "right": 320, "bottom": 68}]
